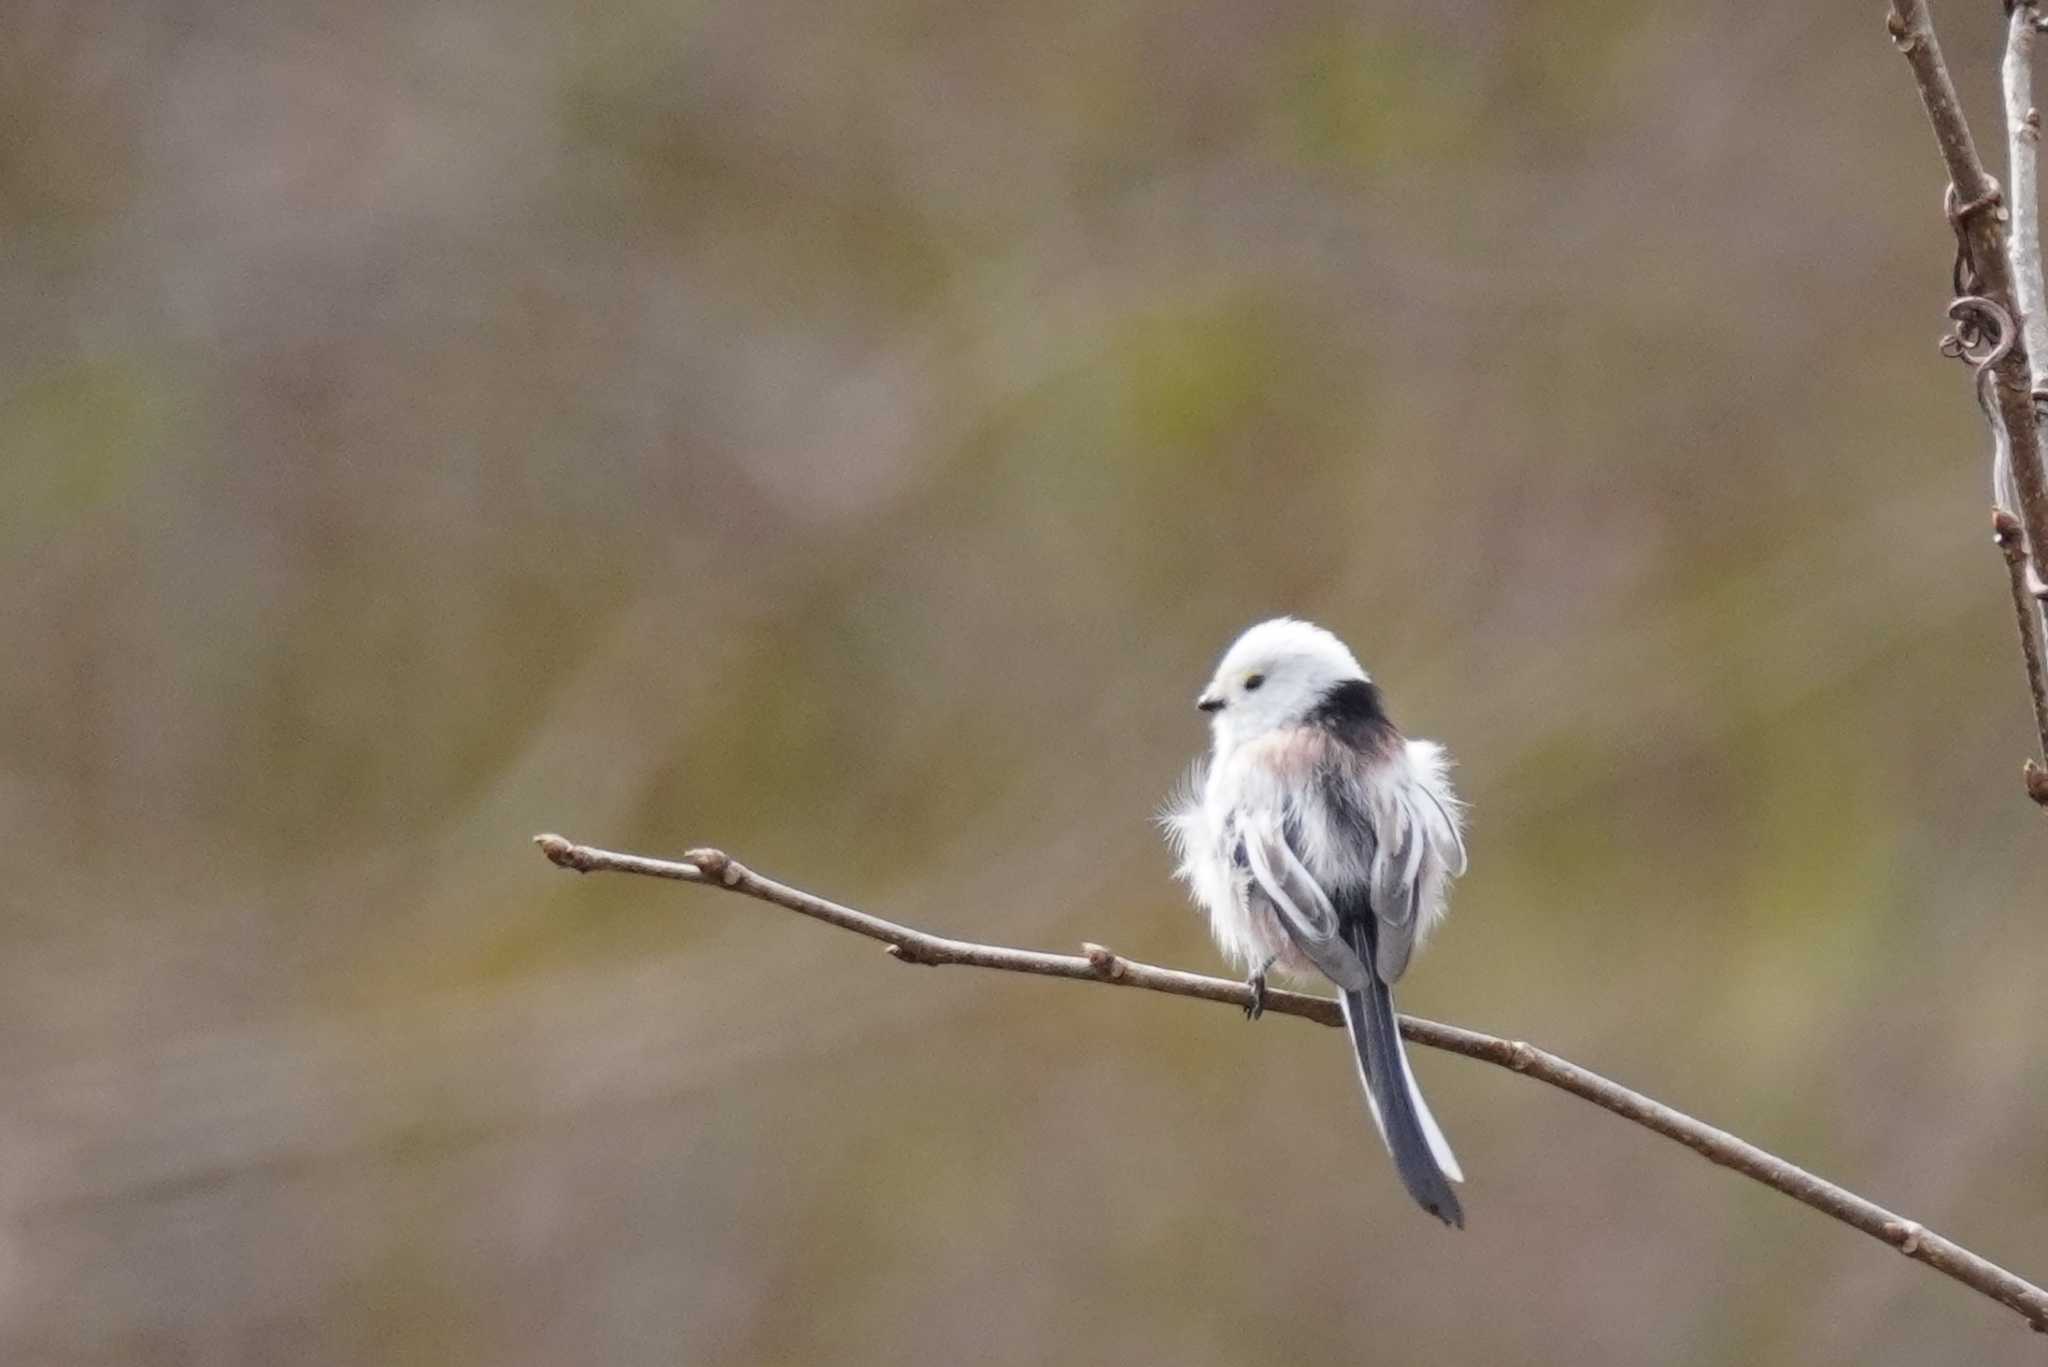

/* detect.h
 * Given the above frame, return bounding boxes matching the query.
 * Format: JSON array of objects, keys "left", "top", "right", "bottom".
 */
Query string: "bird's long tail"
[{"left": 1338, "top": 925, "right": 1463, "bottom": 1227}]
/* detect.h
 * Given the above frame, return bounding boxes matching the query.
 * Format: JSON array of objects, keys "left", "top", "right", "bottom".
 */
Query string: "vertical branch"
[
  {"left": 2005, "top": 0, "right": 2048, "bottom": 800},
  {"left": 1891, "top": 0, "right": 2048, "bottom": 803},
  {"left": 1890, "top": 2, "right": 2048, "bottom": 558},
  {"left": 2005, "top": 3, "right": 2048, "bottom": 381},
  {"left": 1996, "top": 512, "right": 2048, "bottom": 802},
  {"left": 2003, "top": 2, "right": 2046, "bottom": 522}
]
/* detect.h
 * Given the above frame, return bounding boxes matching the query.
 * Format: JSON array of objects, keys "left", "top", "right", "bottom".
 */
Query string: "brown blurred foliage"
[{"left": 2, "top": 1, "right": 2045, "bottom": 1363}]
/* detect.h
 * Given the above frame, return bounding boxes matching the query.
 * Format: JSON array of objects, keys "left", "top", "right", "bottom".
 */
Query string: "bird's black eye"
[{"left": 1244, "top": 673, "right": 1265, "bottom": 692}]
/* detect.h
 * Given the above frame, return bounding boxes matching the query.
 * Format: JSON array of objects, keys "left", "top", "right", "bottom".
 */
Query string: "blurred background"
[{"left": 4, "top": 1, "right": 2045, "bottom": 1363}]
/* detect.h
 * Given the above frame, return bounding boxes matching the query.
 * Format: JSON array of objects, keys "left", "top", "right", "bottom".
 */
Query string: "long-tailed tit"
[{"left": 1163, "top": 618, "right": 1469, "bottom": 1226}]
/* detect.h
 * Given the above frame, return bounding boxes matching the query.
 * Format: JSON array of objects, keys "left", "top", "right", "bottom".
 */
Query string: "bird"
[{"left": 1161, "top": 617, "right": 1469, "bottom": 1226}]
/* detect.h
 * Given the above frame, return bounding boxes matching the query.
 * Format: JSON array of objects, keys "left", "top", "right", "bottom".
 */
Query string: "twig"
[
  {"left": 2009, "top": 2, "right": 2048, "bottom": 804},
  {"left": 535, "top": 832, "right": 2048, "bottom": 1333},
  {"left": 1998, "top": 509, "right": 2048, "bottom": 803},
  {"left": 2005, "top": 3, "right": 2048, "bottom": 381},
  {"left": 1888, "top": 0, "right": 2048, "bottom": 551},
  {"left": 1892, "top": 0, "right": 2048, "bottom": 803}
]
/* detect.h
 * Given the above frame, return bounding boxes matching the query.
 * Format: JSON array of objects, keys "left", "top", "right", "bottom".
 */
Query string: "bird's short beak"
[{"left": 1195, "top": 692, "right": 1225, "bottom": 714}]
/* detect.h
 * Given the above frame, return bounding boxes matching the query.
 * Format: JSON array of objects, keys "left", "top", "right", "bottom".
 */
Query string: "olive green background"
[{"left": 5, "top": 2, "right": 2045, "bottom": 1363}]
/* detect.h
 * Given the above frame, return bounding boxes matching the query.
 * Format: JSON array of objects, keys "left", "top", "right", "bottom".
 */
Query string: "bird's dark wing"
[
  {"left": 1320, "top": 759, "right": 1460, "bottom": 983},
  {"left": 1367, "top": 788, "right": 1427, "bottom": 981},
  {"left": 1234, "top": 807, "right": 1370, "bottom": 992}
]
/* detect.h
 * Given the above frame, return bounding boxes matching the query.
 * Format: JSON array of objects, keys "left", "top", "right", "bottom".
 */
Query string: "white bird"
[{"left": 1162, "top": 618, "right": 1469, "bottom": 1226}]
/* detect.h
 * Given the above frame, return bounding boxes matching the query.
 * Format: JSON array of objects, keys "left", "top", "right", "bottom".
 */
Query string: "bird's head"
[{"left": 1194, "top": 617, "right": 1368, "bottom": 747}]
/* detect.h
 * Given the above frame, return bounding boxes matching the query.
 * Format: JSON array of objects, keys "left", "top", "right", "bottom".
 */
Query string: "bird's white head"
[{"left": 1195, "top": 617, "right": 1368, "bottom": 748}]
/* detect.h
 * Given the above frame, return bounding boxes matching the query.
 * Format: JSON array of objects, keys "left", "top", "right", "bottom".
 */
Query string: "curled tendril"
[
  {"left": 1943, "top": 294, "right": 2014, "bottom": 374},
  {"left": 1944, "top": 295, "right": 2019, "bottom": 511}
]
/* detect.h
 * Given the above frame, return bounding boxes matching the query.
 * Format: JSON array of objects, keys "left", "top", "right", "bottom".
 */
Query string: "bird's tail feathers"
[{"left": 1339, "top": 975, "right": 1464, "bottom": 1228}]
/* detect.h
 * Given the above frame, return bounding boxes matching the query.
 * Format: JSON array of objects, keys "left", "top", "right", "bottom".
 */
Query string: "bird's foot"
[{"left": 1243, "top": 958, "right": 1276, "bottom": 1020}]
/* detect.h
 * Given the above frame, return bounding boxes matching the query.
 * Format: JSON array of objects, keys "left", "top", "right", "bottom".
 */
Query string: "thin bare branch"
[
  {"left": 1892, "top": 0, "right": 2048, "bottom": 802},
  {"left": 2005, "top": 3, "right": 2048, "bottom": 380},
  {"left": 535, "top": 832, "right": 2048, "bottom": 1334},
  {"left": 1998, "top": 508, "right": 2048, "bottom": 803},
  {"left": 2007, "top": 2, "right": 2048, "bottom": 806},
  {"left": 1889, "top": 0, "right": 2048, "bottom": 544}
]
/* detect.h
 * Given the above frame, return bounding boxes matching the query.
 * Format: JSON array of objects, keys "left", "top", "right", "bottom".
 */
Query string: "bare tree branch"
[
  {"left": 2005, "top": 3, "right": 2048, "bottom": 375},
  {"left": 535, "top": 832, "right": 2048, "bottom": 1334},
  {"left": 1890, "top": 0, "right": 2048, "bottom": 804},
  {"left": 2005, "top": 1, "right": 2048, "bottom": 803},
  {"left": 1997, "top": 508, "right": 2048, "bottom": 802}
]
